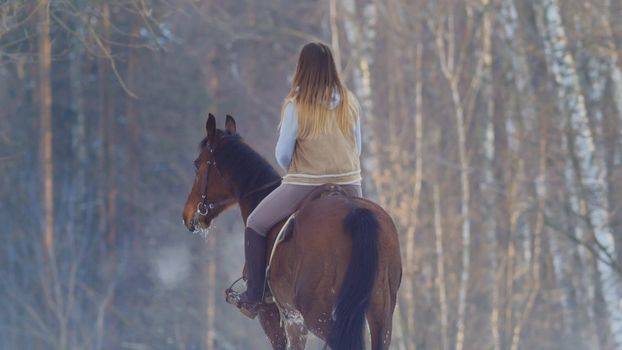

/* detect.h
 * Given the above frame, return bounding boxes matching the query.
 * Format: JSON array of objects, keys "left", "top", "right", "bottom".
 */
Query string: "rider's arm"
[{"left": 275, "top": 102, "right": 298, "bottom": 172}]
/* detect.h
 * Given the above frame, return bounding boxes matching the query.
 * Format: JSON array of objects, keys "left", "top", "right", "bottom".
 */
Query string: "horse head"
[{"left": 182, "top": 113, "right": 238, "bottom": 233}]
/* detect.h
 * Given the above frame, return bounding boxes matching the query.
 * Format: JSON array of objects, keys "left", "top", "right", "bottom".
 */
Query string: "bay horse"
[{"left": 182, "top": 114, "right": 402, "bottom": 349}]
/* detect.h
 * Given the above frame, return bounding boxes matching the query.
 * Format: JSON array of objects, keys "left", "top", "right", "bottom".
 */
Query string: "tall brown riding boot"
[{"left": 238, "top": 227, "right": 267, "bottom": 313}]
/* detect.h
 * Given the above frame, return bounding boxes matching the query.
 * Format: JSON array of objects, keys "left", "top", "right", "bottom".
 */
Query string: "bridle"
[
  {"left": 196, "top": 139, "right": 281, "bottom": 217},
  {"left": 196, "top": 142, "right": 233, "bottom": 216}
]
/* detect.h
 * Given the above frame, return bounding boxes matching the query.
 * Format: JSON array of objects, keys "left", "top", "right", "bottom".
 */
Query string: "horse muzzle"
[{"left": 183, "top": 209, "right": 214, "bottom": 234}]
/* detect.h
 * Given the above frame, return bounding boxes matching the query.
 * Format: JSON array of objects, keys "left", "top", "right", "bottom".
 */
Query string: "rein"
[{"left": 197, "top": 139, "right": 281, "bottom": 217}]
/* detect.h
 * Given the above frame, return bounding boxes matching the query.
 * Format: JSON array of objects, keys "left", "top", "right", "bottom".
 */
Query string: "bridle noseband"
[{"left": 196, "top": 138, "right": 281, "bottom": 218}]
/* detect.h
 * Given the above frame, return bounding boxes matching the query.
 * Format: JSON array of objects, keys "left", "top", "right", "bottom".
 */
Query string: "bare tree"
[{"left": 534, "top": 0, "right": 621, "bottom": 347}]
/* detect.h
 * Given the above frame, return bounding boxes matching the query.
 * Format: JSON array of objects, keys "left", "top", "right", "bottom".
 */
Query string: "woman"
[{"left": 237, "top": 42, "right": 363, "bottom": 313}]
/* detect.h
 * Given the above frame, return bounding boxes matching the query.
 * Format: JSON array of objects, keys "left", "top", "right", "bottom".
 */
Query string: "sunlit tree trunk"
[
  {"left": 125, "top": 14, "right": 139, "bottom": 240},
  {"left": 453, "top": 66, "right": 470, "bottom": 350},
  {"left": 94, "top": 4, "right": 117, "bottom": 348},
  {"left": 37, "top": 0, "right": 54, "bottom": 262},
  {"left": 403, "top": 23, "right": 424, "bottom": 347},
  {"left": 202, "top": 37, "right": 222, "bottom": 350},
  {"left": 432, "top": 4, "right": 488, "bottom": 348},
  {"left": 433, "top": 183, "right": 449, "bottom": 350},
  {"left": 490, "top": 63, "right": 508, "bottom": 350},
  {"left": 498, "top": 2, "right": 544, "bottom": 348},
  {"left": 493, "top": 5, "right": 512, "bottom": 347},
  {"left": 93, "top": 1, "right": 122, "bottom": 255},
  {"left": 37, "top": 2, "right": 69, "bottom": 348},
  {"left": 206, "top": 235, "right": 217, "bottom": 350},
  {"left": 509, "top": 129, "right": 546, "bottom": 350},
  {"left": 97, "top": 3, "right": 110, "bottom": 244},
  {"left": 439, "top": 38, "right": 471, "bottom": 350},
  {"left": 329, "top": 0, "right": 341, "bottom": 71},
  {"left": 103, "top": 3, "right": 117, "bottom": 248},
  {"left": 478, "top": 2, "right": 498, "bottom": 348}
]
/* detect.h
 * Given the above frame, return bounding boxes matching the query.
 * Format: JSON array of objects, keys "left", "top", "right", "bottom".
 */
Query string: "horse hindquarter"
[{"left": 268, "top": 196, "right": 401, "bottom": 350}]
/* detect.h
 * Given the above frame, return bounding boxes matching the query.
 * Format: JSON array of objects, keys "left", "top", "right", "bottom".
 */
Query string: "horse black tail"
[{"left": 327, "top": 207, "right": 380, "bottom": 350}]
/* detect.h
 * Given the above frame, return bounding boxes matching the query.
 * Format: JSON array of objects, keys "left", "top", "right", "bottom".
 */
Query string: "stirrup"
[
  {"left": 225, "top": 277, "right": 274, "bottom": 319},
  {"left": 225, "top": 288, "right": 260, "bottom": 319},
  {"left": 225, "top": 277, "right": 262, "bottom": 319}
]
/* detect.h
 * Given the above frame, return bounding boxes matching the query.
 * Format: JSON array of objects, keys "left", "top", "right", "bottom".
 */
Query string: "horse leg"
[
  {"left": 367, "top": 309, "right": 392, "bottom": 349},
  {"left": 284, "top": 321, "right": 308, "bottom": 350},
  {"left": 281, "top": 305, "right": 309, "bottom": 349},
  {"left": 258, "top": 304, "right": 288, "bottom": 349},
  {"left": 367, "top": 287, "right": 395, "bottom": 350}
]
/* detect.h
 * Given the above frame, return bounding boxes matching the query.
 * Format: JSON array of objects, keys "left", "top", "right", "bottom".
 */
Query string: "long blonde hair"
[{"left": 280, "top": 42, "right": 359, "bottom": 139}]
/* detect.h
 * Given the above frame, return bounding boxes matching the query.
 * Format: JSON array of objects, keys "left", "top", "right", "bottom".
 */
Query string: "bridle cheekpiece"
[{"left": 196, "top": 142, "right": 236, "bottom": 217}]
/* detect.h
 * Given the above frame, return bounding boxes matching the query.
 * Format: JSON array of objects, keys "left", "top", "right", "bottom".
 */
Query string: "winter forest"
[{"left": 2, "top": 0, "right": 622, "bottom": 349}]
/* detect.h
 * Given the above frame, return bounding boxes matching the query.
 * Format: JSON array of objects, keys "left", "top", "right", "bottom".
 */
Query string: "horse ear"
[
  {"left": 206, "top": 113, "right": 216, "bottom": 141},
  {"left": 225, "top": 115, "right": 237, "bottom": 134}
]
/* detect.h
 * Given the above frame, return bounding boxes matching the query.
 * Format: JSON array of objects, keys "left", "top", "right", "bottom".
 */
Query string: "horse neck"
[
  {"left": 239, "top": 198, "right": 257, "bottom": 226},
  {"left": 225, "top": 147, "right": 279, "bottom": 225}
]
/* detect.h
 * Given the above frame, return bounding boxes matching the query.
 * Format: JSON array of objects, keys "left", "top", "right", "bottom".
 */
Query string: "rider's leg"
[{"left": 238, "top": 184, "right": 317, "bottom": 308}]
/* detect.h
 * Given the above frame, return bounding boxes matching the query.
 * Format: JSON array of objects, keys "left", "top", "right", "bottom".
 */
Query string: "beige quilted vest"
[{"left": 283, "top": 112, "right": 361, "bottom": 185}]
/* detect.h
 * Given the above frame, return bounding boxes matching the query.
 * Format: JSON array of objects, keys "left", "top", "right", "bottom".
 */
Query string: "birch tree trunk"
[
  {"left": 599, "top": 0, "right": 622, "bottom": 134},
  {"left": 342, "top": 0, "right": 379, "bottom": 199},
  {"left": 534, "top": 0, "right": 621, "bottom": 346},
  {"left": 591, "top": 0, "right": 622, "bottom": 278},
  {"left": 563, "top": 151, "right": 602, "bottom": 349},
  {"left": 478, "top": 2, "right": 497, "bottom": 347},
  {"left": 500, "top": 0, "right": 538, "bottom": 130}
]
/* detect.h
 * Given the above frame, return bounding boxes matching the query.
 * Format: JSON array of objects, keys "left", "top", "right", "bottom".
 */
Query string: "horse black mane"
[{"left": 200, "top": 132, "right": 281, "bottom": 203}]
